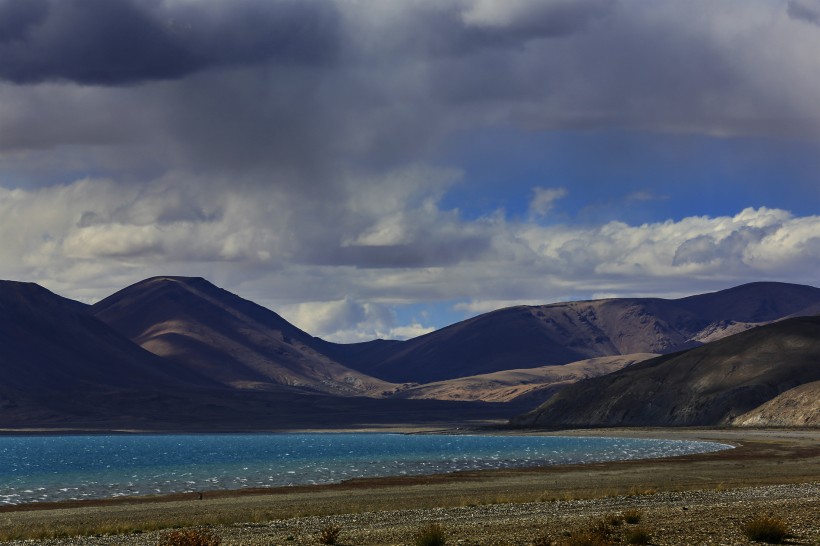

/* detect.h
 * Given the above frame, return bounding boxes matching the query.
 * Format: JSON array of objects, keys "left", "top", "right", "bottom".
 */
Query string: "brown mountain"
[
  {"left": 332, "top": 282, "right": 820, "bottom": 383},
  {"left": 91, "top": 276, "right": 395, "bottom": 397},
  {"left": 512, "top": 316, "right": 820, "bottom": 427}
]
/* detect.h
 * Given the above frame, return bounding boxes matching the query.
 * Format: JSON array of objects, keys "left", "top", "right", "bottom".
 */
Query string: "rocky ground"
[{"left": 6, "top": 482, "right": 819, "bottom": 545}]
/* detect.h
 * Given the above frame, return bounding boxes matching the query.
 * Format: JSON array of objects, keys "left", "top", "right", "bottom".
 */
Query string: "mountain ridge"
[
  {"left": 2, "top": 276, "right": 819, "bottom": 429},
  {"left": 330, "top": 282, "right": 820, "bottom": 383}
]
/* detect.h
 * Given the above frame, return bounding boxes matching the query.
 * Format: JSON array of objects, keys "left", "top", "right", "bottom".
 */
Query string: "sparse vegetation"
[
  {"left": 319, "top": 525, "right": 342, "bottom": 545},
  {"left": 157, "top": 528, "right": 221, "bottom": 546},
  {"left": 533, "top": 531, "right": 553, "bottom": 546},
  {"left": 414, "top": 522, "right": 447, "bottom": 546},
  {"left": 560, "top": 519, "right": 615, "bottom": 546},
  {"left": 604, "top": 514, "right": 622, "bottom": 526},
  {"left": 624, "top": 527, "right": 651, "bottom": 545},
  {"left": 622, "top": 509, "right": 642, "bottom": 524},
  {"left": 560, "top": 530, "right": 612, "bottom": 546},
  {"left": 742, "top": 515, "right": 789, "bottom": 544}
]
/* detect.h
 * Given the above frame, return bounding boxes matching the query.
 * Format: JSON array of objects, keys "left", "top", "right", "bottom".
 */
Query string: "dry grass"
[
  {"left": 414, "top": 523, "right": 447, "bottom": 546},
  {"left": 318, "top": 524, "right": 342, "bottom": 545},
  {"left": 560, "top": 518, "right": 615, "bottom": 546},
  {"left": 624, "top": 527, "right": 651, "bottom": 545},
  {"left": 622, "top": 509, "right": 642, "bottom": 524},
  {"left": 560, "top": 530, "right": 613, "bottom": 546},
  {"left": 157, "top": 529, "right": 220, "bottom": 546},
  {"left": 742, "top": 515, "right": 789, "bottom": 544}
]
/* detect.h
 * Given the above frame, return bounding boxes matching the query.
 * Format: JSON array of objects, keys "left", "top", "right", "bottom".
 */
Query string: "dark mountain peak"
[
  {"left": 111, "top": 275, "right": 217, "bottom": 299},
  {"left": 674, "top": 281, "right": 820, "bottom": 322},
  {"left": 0, "top": 279, "right": 88, "bottom": 315},
  {"left": 1, "top": 278, "right": 60, "bottom": 301}
]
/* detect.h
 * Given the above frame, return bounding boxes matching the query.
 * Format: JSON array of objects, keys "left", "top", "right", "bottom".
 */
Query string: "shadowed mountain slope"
[
  {"left": 0, "top": 280, "right": 213, "bottom": 392},
  {"left": 330, "top": 282, "right": 820, "bottom": 383},
  {"left": 512, "top": 316, "right": 820, "bottom": 427},
  {"left": 0, "top": 280, "right": 221, "bottom": 424},
  {"left": 92, "top": 277, "right": 395, "bottom": 396}
]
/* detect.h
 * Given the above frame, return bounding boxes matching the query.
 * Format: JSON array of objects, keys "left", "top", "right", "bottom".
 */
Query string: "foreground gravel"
[{"left": 10, "top": 482, "right": 819, "bottom": 546}]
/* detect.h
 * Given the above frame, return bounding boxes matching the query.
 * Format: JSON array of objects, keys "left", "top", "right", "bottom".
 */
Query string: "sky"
[{"left": 1, "top": 0, "right": 819, "bottom": 342}]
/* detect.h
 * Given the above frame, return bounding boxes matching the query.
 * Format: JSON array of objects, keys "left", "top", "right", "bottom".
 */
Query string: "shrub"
[
  {"left": 589, "top": 519, "right": 614, "bottom": 540},
  {"left": 414, "top": 522, "right": 447, "bottom": 546},
  {"left": 319, "top": 525, "right": 342, "bottom": 545},
  {"left": 157, "top": 529, "right": 220, "bottom": 546},
  {"left": 742, "top": 516, "right": 789, "bottom": 544},
  {"left": 624, "top": 527, "right": 651, "bottom": 545},
  {"left": 560, "top": 519, "right": 614, "bottom": 546},
  {"left": 622, "top": 509, "right": 642, "bottom": 524},
  {"left": 604, "top": 514, "right": 622, "bottom": 527}
]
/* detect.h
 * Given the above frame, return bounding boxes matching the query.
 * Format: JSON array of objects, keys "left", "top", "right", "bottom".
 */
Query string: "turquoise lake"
[{"left": 0, "top": 434, "right": 731, "bottom": 505}]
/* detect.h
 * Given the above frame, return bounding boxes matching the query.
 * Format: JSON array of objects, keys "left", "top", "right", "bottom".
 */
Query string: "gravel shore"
[
  {"left": 7, "top": 482, "right": 818, "bottom": 545},
  {"left": 2, "top": 428, "right": 818, "bottom": 545}
]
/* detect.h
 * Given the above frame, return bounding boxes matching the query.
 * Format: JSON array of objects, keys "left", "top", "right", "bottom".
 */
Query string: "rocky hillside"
[
  {"left": 732, "top": 380, "right": 820, "bottom": 427},
  {"left": 512, "top": 316, "right": 820, "bottom": 427}
]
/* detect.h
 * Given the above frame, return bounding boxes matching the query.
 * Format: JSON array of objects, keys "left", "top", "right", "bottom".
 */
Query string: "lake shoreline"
[
  {"left": 1, "top": 427, "right": 818, "bottom": 544},
  {"left": 0, "top": 429, "right": 731, "bottom": 508}
]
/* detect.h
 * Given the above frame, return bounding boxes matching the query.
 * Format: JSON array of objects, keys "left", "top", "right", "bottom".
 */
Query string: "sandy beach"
[{"left": 1, "top": 428, "right": 818, "bottom": 545}]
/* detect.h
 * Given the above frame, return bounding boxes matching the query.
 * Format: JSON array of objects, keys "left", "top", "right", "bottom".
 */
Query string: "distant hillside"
[
  {"left": 92, "top": 277, "right": 396, "bottom": 396},
  {"left": 394, "top": 354, "right": 657, "bottom": 405},
  {"left": 333, "top": 282, "right": 820, "bottom": 383},
  {"left": 512, "top": 316, "right": 820, "bottom": 427},
  {"left": 4, "top": 276, "right": 819, "bottom": 430}
]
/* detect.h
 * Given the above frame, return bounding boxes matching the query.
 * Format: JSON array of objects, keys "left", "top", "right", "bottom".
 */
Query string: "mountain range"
[{"left": 1, "top": 276, "right": 818, "bottom": 430}]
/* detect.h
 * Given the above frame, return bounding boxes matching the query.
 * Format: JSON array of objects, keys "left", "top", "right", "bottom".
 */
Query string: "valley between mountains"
[{"left": 1, "top": 276, "right": 818, "bottom": 430}]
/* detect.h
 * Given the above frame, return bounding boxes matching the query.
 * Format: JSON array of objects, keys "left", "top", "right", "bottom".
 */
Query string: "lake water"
[{"left": 0, "top": 433, "right": 731, "bottom": 505}]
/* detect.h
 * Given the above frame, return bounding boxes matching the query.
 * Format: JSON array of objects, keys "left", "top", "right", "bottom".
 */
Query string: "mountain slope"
[
  {"left": 332, "top": 282, "right": 820, "bottom": 383},
  {"left": 0, "top": 280, "right": 212, "bottom": 392},
  {"left": 512, "top": 316, "right": 820, "bottom": 427},
  {"left": 731, "top": 381, "right": 820, "bottom": 427},
  {"left": 394, "top": 354, "right": 657, "bottom": 405},
  {"left": 92, "top": 276, "right": 395, "bottom": 396},
  {"left": 0, "top": 280, "right": 221, "bottom": 424}
]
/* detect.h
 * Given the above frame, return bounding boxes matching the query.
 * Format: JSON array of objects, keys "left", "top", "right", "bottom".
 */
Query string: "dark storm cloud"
[
  {"left": 0, "top": 0, "right": 340, "bottom": 85},
  {"left": 0, "top": 0, "right": 48, "bottom": 45},
  {"left": 380, "top": 0, "right": 611, "bottom": 59},
  {"left": 788, "top": 0, "right": 820, "bottom": 25}
]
